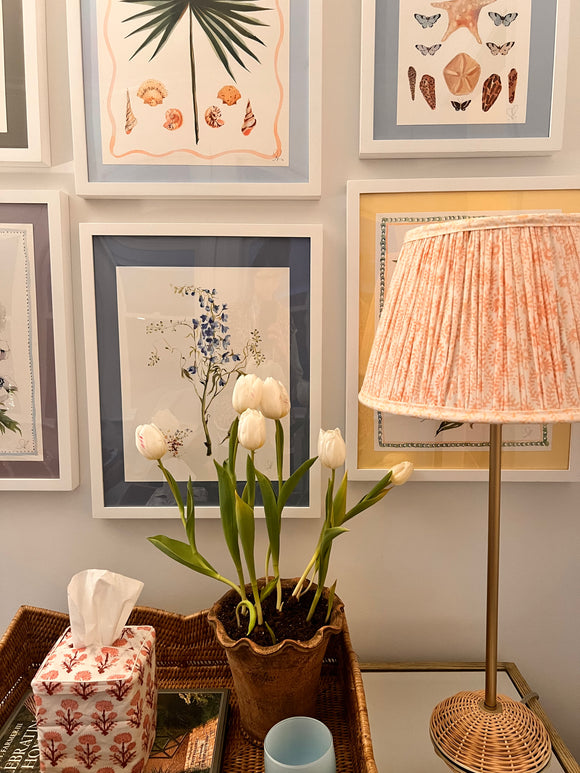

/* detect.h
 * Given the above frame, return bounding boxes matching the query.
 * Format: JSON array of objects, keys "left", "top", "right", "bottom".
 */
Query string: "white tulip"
[
  {"left": 318, "top": 428, "right": 346, "bottom": 470},
  {"left": 260, "top": 377, "right": 290, "bottom": 420},
  {"left": 135, "top": 423, "right": 168, "bottom": 460},
  {"left": 232, "top": 374, "right": 264, "bottom": 413},
  {"left": 238, "top": 409, "right": 266, "bottom": 451},
  {"left": 391, "top": 461, "right": 414, "bottom": 486}
]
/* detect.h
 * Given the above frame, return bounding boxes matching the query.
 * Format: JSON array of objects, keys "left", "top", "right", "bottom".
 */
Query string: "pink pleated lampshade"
[{"left": 359, "top": 213, "right": 580, "bottom": 424}]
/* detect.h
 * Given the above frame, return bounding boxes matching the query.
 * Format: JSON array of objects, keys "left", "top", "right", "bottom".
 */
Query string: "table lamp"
[{"left": 359, "top": 213, "right": 580, "bottom": 773}]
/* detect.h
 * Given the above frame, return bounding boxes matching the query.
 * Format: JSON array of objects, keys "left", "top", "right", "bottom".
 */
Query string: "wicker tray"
[{"left": 0, "top": 605, "right": 377, "bottom": 772}]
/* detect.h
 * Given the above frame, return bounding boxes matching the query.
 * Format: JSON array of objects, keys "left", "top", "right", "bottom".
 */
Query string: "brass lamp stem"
[{"left": 485, "top": 423, "right": 503, "bottom": 710}]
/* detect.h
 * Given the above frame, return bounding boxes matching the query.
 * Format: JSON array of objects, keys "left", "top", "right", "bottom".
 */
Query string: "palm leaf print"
[{"left": 122, "top": 0, "right": 270, "bottom": 144}]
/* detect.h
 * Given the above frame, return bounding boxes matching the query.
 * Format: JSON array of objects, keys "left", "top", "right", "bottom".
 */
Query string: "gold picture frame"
[{"left": 346, "top": 177, "right": 580, "bottom": 481}]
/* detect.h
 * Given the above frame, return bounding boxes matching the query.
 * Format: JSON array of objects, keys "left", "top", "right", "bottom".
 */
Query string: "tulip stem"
[{"left": 293, "top": 549, "right": 319, "bottom": 598}]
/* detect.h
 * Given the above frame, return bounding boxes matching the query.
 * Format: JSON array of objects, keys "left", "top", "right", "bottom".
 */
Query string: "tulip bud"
[
  {"left": 260, "top": 377, "right": 290, "bottom": 420},
  {"left": 135, "top": 423, "right": 168, "bottom": 460},
  {"left": 238, "top": 409, "right": 266, "bottom": 451},
  {"left": 318, "top": 428, "right": 346, "bottom": 469},
  {"left": 232, "top": 374, "right": 264, "bottom": 413},
  {"left": 391, "top": 461, "right": 414, "bottom": 486}
]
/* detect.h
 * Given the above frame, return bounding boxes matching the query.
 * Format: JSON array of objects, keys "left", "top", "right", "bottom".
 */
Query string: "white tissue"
[{"left": 67, "top": 569, "right": 144, "bottom": 648}]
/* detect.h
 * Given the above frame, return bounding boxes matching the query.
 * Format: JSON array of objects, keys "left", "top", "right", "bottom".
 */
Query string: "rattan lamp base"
[{"left": 430, "top": 690, "right": 552, "bottom": 773}]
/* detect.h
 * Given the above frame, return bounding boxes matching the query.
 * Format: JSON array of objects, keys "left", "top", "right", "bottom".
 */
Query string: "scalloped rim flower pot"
[{"left": 206, "top": 578, "right": 345, "bottom": 742}]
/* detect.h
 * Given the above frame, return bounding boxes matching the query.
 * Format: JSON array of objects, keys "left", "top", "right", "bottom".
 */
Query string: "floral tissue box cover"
[{"left": 30, "top": 626, "right": 156, "bottom": 773}]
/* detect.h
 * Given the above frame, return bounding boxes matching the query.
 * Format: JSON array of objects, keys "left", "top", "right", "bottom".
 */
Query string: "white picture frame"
[
  {"left": 0, "top": 0, "right": 50, "bottom": 165},
  {"left": 0, "top": 191, "right": 77, "bottom": 490},
  {"left": 346, "top": 176, "right": 580, "bottom": 481},
  {"left": 80, "top": 222, "right": 323, "bottom": 518},
  {"left": 66, "top": 0, "right": 321, "bottom": 198},
  {"left": 359, "top": 0, "right": 571, "bottom": 158}
]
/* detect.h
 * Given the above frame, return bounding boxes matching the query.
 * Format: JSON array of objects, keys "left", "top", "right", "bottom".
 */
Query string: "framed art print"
[
  {"left": 66, "top": 0, "right": 321, "bottom": 198},
  {"left": 359, "top": 0, "right": 571, "bottom": 157},
  {"left": 346, "top": 176, "right": 580, "bottom": 481},
  {"left": 80, "top": 222, "right": 322, "bottom": 518},
  {"left": 0, "top": 0, "right": 50, "bottom": 165},
  {"left": 0, "top": 191, "right": 77, "bottom": 490}
]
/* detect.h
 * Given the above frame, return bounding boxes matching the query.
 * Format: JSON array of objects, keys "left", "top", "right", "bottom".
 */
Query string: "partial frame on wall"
[
  {"left": 359, "top": 0, "right": 571, "bottom": 158},
  {"left": 346, "top": 176, "right": 580, "bottom": 481},
  {"left": 0, "top": 0, "right": 50, "bottom": 165},
  {"left": 80, "top": 222, "right": 322, "bottom": 518},
  {"left": 0, "top": 191, "right": 77, "bottom": 490},
  {"left": 66, "top": 0, "right": 321, "bottom": 198}
]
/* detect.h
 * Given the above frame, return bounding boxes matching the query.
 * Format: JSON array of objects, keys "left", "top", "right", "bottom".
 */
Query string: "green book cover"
[{"left": 0, "top": 690, "right": 229, "bottom": 773}]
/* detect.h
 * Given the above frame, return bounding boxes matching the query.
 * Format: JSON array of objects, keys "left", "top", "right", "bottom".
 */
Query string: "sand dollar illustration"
[{"left": 443, "top": 53, "right": 481, "bottom": 95}]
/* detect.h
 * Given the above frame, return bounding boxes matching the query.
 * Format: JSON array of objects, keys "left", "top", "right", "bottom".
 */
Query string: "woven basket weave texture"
[{"left": 0, "top": 605, "right": 377, "bottom": 773}]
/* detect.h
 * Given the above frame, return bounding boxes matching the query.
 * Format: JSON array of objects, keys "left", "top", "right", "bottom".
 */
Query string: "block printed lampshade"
[{"left": 359, "top": 213, "right": 580, "bottom": 773}]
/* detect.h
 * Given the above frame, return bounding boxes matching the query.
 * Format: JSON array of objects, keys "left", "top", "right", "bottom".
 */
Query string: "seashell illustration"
[
  {"left": 163, "top": 108, "right": 183, "bottom": 130},
  {"left": 125, "top": 90, "right": 137, "bottom": 134},
  {"left": 443, "top": 53, "right": 481, "bottom": 96},
  {"left": 408, "top": 66, "right": 417, "bottom": 101},
  {"left": 205, "top": 106, "right": 224, "bottom": 128},
  {"left": 241, "top": 100, "right": 256, "bottom": 135},
  {"left": 482, "top": 73, "right": 502, "bottom": 112},
  {"left": 217, "top": 85, "right": 241, "bottom": 106},
  {"left": 419, "top": 74, "right": 436, "bottom": 110},
  {"left": 137, "top": 79, "right": 168, "bottom": 106},
  {"left": 508, "top": 68, "right": 518, "bottom": 103}
]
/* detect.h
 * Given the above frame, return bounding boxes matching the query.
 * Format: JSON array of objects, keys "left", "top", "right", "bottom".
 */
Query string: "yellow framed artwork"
[{"left": 346, "top": 177, "right": 580, "bottom": 481}]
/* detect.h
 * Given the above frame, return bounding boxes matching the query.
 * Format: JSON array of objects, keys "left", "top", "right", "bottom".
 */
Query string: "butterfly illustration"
[
  {"left": 451, "top": 100, "right": 471, "bottom": 111},
  {"left": 489, "top": 11, "right": 518, "bottom": 26},
  {"left": 415, "top": 43, "right": 441, "bottom": 56},
  {"left": 414, "top": 13, "right": 441, "bottom": 28},
  {"left": 487, "top": 41, "right": 515, "bottom": 55}
]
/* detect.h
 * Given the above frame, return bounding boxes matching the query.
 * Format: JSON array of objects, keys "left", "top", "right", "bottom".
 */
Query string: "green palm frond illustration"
[{"left": 122, "top": 0, "right": 271, "bottom": 144}]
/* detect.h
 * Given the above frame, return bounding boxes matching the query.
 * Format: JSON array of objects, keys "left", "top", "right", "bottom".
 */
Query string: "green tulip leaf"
[
  {"left": 214, "top": 460, "right": 243, "bottom": 573},
  {"left": 332, "top": 471, "right": 348, "bottom": 526},
  {"left": 235, "top": 493, "right": 257, "bottom": 583},
  {"left": 236, "top": 599, "right": 257, "bottom": 635},
  {"left": 325, "top": 580, "right": 337, "bottom": 624},
  {"left": 278, "top": 457, "right": 317, "bottom": 512},
  {"left": 259, "top": 575, "right": 278, "bottom": 602},
  {"left": 264, "top": 620, "right": 277, "bottom": 645},
  {"left": 147, "top": 535, "right": 218, "bottom": 579},
  {"left": 255, "top": 469, "right": 281, "bottom": 564},
  {"left": 342, "top": 489, "right": 390, "bottom": 523},
  {"left": 228, "top": 415, "right": 239, "bottom": 472}
]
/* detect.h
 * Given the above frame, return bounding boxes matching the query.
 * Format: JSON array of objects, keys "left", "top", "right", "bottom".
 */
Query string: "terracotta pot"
[{"left": 206, "top": 578, "right": 345, "bottom": 742}]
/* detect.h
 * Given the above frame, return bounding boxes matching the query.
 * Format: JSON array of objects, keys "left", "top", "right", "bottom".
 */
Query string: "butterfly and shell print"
[{"left": 403, "top": 2, "right": 526, "bottom": 119}]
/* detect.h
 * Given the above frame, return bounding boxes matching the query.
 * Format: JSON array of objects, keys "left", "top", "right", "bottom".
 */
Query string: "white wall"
[{"left": 1, "top": 0, "right": 579, "bottom": 760}]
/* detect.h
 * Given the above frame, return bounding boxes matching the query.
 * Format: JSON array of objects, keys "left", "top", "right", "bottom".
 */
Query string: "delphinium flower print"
[{"left": 146, "top": 285, "right": 265, "bottom": 456}]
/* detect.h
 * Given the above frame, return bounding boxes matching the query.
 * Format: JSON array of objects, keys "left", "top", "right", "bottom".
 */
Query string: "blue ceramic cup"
[{"left": 264, "top": 716, "right": 336, "bottom": 773}]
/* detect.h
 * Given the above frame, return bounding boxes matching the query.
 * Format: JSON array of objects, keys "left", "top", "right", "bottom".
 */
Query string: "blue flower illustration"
[{"left": 146, "top": 286, "right": 265, "bottom": 455}]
